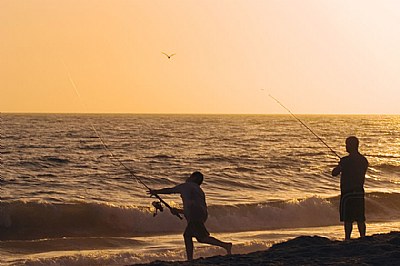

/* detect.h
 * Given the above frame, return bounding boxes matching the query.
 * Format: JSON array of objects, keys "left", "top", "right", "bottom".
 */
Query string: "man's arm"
[
  {"left": 332, "top": 164, "right": 342, "bottom": 176},
  {"left": 149, "top": 187, "right": 179, "bottom": 195},
  {"left": 170, "top": 207, "right": 184, "bottom": 215}
]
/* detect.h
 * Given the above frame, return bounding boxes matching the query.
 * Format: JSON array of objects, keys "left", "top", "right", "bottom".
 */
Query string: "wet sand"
[{"left": 133, "top": 231, "right": 400, "bottom": 265}]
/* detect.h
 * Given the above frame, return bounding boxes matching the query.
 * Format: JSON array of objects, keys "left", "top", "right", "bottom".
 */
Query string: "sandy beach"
[{"left": 134, "top": 231, "right": 400, "bottom": 266}]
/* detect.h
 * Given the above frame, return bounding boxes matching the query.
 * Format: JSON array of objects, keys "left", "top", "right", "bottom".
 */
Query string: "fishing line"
[
  {"left": 62, "top": 60, "right": 182, "bottom": 219},
  {"left": 269, "top": 94, "right": 341, "bottom": 159},
  {"left": 62, "top": 60, "right": 145, "bottom": 186}
]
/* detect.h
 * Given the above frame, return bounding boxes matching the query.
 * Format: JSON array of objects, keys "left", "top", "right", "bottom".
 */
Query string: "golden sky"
[{"left": 1, "top": 0, "right": 399, "bottom": 114}]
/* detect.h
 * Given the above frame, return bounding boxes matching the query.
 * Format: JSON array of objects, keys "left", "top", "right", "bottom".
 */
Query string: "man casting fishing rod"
[{"left": 149, "top": 171, "right": 232, "bottom": 261}]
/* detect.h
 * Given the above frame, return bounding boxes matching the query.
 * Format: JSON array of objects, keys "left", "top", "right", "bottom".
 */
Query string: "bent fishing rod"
[
  {"left": 269, "top": 94, "right": 341, "bottom": 159},
  {"left": 63, "top": 62, "right": 182, "bottom": 219},
  {"left": 91, "top": 128, "right": 182, "bottom": 219},
  {"left": 88, "top": 124, "right": 182, "bottom": 219}
]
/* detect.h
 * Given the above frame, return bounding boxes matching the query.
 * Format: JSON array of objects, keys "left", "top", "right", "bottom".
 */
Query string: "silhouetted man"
[
  {"left": 149, "top": 171, "right": 232, "bottom": 261},
  {"left": 332, "top": 136, "right": 368, "bottom": 240}
]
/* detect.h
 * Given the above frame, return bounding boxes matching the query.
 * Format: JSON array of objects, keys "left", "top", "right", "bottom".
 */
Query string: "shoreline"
[
  {"left": 133, "top": 231, "right": 400, "bottom": 266},
  {"left": 1, "top": 222, "right": 400, "bottom": 265}
]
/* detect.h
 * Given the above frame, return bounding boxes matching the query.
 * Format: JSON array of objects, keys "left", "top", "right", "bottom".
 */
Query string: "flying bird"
[{"left": 162, "top": 52, "right": 176, "bottom": 59}]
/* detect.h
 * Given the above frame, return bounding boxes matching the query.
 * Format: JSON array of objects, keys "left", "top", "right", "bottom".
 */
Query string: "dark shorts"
[
  {"left": 184, "top": 221, "right": 210, "bottom": 241},
  {"left": 340, "top": 192, "right": 365, "bottom": 222}
]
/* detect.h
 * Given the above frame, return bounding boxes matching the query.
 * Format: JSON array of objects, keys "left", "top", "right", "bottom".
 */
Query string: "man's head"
[
  {"left": 186, "top": 171, "right": 204, "bottom": 185},
  {"left": 346, "top": 136, "right": 359, "bottom": 154}
]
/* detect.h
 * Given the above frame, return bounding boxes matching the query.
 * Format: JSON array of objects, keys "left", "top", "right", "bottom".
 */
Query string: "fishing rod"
[
  {"left": 269, "top": 94, "right": 341, "bottom": 159},
  {"left": 89, "top": 127, "right": 182, "bottom": 219},
  {"left": 62, "top": 61, "right": 182, "bottom": 219}
]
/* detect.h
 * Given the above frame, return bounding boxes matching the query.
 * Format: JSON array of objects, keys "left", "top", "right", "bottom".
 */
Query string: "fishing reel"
[{"left": 152, "top": 200, "right": 164, "bottom": 217}]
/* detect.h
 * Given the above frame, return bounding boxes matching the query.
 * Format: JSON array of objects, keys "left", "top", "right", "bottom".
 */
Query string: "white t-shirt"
[{"left": 172, "top": 182, "right": 208, "bottom": 222}]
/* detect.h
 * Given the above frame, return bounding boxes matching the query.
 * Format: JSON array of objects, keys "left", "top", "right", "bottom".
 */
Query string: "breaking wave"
[{"left": 1, "top": 192, "right": 400, "bottom": 241}]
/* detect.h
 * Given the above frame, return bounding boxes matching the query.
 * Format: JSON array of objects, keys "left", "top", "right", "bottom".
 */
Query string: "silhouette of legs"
[
  {"left": 183, "top": 234, "right": 232, "bottom": 261},
  {"left": 344, "top": 221, "right": 366, "bottom": 240}
]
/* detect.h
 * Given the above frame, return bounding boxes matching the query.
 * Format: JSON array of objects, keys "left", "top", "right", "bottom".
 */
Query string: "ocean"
[{"left": 1, "top": 114, "right": 399, "bottom": 265}]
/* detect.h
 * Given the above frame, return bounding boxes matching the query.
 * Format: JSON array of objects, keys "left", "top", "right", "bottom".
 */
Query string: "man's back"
[{"left": 340, "top": 152, "right": 368, "bottom": 194}]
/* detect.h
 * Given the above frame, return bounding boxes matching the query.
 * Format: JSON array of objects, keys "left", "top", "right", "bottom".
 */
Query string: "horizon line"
[{"left": 1, "top": 111, "right": 398, "bottom": 116}]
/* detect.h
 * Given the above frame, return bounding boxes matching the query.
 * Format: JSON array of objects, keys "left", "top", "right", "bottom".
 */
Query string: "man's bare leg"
[
  {"left": 344, "top": 221, "right": 353, "bottom": 240},
  {"left": 184, "top": 235, "right": 194, "bottom": 261},
  {"left": 198, "top": 236, "right": 232, "bottom": 255},
  {"left": 357, "top": 221, "right": 366, "bottom": 238}
]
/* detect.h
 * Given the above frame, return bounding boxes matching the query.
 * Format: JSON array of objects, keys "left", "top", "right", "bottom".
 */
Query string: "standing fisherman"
[{"left": 332, "top": 136, "right": 368, "bottom": 240}]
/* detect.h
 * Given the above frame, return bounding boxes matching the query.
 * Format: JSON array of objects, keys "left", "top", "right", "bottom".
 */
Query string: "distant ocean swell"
[
  {"left": 17, "top": 156, "right": 71, "bottom": 170},
  {"left": 11, "top": 155, "right": 399, "bottom": 175},
  {"left": 371, "top": 163, "right": 400, "bottom": 172},
  {"left": 1, "top": 192, "right": 399, "bottom": 241}
]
